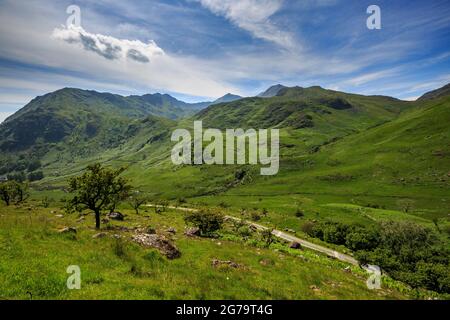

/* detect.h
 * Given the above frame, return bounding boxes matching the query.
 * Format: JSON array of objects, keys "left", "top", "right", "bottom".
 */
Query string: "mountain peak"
[
  {"left": 211, "top": 93, "right": 242, "bottom": 105},
  {"left": 258, "top": 84, "right": 287, "bottom": 98}
]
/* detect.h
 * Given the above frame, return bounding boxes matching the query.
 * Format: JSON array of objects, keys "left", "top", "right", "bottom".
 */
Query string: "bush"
[
  {"left": 345, "top": 226, "right": 379, "bottom": 251},
  {"left": 295, "top": 208, "right": 304, "bottom": 218},
  {"left": 301, "top": 221, "right": 316, "bottom": 236},
  {"left": 259, "top": 228, "right": 274, "bottom": 247},
  {"left": 238, "top": 226, "right": 252, "bottom": 238},
  {"left": 28, "top": 171, "right": 44, "bottom": 181},
  {"left": 184, "top": 210, "right": 224, "bottom": 236},
  {"left": 250, "top": 211, "right": 261, "bottom": 221},
  {"left": 345, "top": 220, "right": 450, "bottom": 294}
]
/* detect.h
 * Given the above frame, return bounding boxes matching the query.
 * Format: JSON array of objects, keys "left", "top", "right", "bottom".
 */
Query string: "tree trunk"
[{"left": 95, "top": 210, "right": 101, "bottom": 229}]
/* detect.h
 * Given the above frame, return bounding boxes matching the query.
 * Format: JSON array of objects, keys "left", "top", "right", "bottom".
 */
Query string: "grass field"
[{"left": 0, "top": 203, "right": 428, "bottom": 300}]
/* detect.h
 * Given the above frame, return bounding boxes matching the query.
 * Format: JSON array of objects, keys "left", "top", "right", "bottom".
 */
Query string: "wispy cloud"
[{"left": 196, "top": 0, "right": 297, "bottom": 50}]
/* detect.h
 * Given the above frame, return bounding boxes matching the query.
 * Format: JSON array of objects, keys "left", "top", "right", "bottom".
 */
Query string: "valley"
[{"left": 0, "top": 83, "right": 449, "bottom": 299}]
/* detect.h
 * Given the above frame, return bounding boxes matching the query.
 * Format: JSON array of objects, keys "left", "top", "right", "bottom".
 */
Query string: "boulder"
[
  {"left": 107, "top": 212, "right": 124, "bottom": 221},
  {"left": 58, "top": 227, "right": 77, "bottom": 234},
  {"left": 167, "top": 227, "right": 176, "bottom": 234},
  {"left": 184, "top": 227, "right": 200, "bottom": 237},
  {"left": 92, "top": 232, "right": 107, "bottom": 239},
  {"left": 132, "top": 234, "right": 181, "bottom": 259},
  {"left": 211, "top": 259, "right": 242, "bottom": 269},
  {"left": 289, "top": 241, "right": 302, "bottom": 249},
  {"left": 76, "top": 216, "right": 85, "bottom": 223}
]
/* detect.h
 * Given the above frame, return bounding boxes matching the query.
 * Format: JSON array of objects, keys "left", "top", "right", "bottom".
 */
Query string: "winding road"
[{"left": 146, "top": 204, "right": 359, "bottom": 266}]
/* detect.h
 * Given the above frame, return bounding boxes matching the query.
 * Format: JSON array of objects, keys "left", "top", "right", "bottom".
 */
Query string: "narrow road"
[{"left": 146, "top": 204, "right": 359, "bottom": 266}]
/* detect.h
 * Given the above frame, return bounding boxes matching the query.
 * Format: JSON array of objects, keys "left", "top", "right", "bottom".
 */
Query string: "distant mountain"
[
  {"left": 258, "top": 84, "right": 287, "bottom": 98},
  {"left": 418, "top": 83, "right": 450, "bottom": 101},
  {"left": 211, "top": 93, "right": 242, "bottom": 105}
]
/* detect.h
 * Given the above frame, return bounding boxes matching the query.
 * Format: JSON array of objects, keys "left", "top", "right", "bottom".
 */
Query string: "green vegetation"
[
  {"left": 0, "top": 180, "right": 29, "bottom": 206},
  {"left": 184, "top": 210, "right": 224, "bottom": 236},
  {"left": 0, "top": 83, "right": 449, "bottom": 299},
  {"left": 304, "top": 220, "right": 450, "bottom": 293},
  {"left": 0, "top": 204, "right": 426, "bottom": 300}
]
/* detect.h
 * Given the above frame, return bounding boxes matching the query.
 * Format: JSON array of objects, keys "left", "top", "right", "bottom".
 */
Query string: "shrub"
[
  {"left": 301, "top": 221, "right": 316, "bottom": 236},
  {"left": 250, "top": 211, "right": 261, "bottom": 221},
  {"left": 295, "top": 208, "right": 304, "bottom": 218},
  {"left": 41, "top": 196, "right": 51, "bottom": 208},
  {"left": 345, "top": 226, "right": 379, "bottom": 251},
  {"left": 259, "top": 228, "right": 274, "bottom": 247},
  {"left": 238, "top": 226, "right": 252, "bottom": 238},
  {"left": 184, "top": 210, "right": 224, "bottom": 236},
  {"left": 28, "top": 171, "right": 44, "bottom": 181}
]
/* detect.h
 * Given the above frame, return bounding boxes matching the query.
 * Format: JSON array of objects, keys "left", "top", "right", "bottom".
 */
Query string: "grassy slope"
[
  {"left": 26, "top": 89, "right": 449, "bottom": 236},
  {"left": 0, "top": 204, "right": 412, "bottom": 300},
  {"left": 189, "top": 95, "right": 450, "bottom": 240}
]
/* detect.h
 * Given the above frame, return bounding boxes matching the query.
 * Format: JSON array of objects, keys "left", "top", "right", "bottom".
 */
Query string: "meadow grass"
[{"left": 0, "top": 204, "right": 415, "bottom": 300}]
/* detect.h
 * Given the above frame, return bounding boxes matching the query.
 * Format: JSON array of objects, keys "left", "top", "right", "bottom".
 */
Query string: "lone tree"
[
  {"left": 128, "top": 191, "right": 148, "bottom": 215},
  {"left": 67, "top": 163, "right": 131, "bottom": 229},
  {"left": 0, "top": 180, "right": 29, "bottom": 206}
]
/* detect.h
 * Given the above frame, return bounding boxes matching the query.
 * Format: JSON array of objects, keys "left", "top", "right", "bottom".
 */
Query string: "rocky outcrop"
[
  {"left": 107, "top": 212, "right": 124, "bottom": 221},
  {"left": 184, "top": 227, "right": 200, "bottom": 237},
  {"left": 132, "top": 234, "right": 181, "bottom": 259}
]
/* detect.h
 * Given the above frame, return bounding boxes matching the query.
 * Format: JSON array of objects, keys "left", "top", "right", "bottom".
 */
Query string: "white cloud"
[
  {"left": 52, "top": 25, "right": 164, "bottom": 63},
  {"left": 0, "top": 1, "right": 240, "bottom": 98},
  {"left": 196, "top": 0, "right": 297, "bottom": 50}
]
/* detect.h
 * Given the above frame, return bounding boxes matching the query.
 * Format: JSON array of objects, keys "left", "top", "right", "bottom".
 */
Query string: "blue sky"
[{"left": 0, "top": 0, "right": 449, "bottom": 122}]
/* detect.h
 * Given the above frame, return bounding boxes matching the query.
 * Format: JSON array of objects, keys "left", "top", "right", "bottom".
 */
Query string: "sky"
[{"left": 0, "top": 0, "right": 449, "bottom": 122}]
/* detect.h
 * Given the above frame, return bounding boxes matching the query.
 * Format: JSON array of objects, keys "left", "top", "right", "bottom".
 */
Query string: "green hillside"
[{"left": 1, "top": 84, "right": 449, "bottom": 297}]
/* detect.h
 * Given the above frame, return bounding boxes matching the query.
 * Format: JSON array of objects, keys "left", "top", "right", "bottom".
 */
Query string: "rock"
[
  {"left": 284, "top": 228, "right": 296, "bottom": 233},
  {"left": 259, "top": 259, "right": 274, "bottom": 266},
  {"left": 50, "top": 210, "right": 56, "bottom": 214},
  {"left": 167, "top": 227, "right": 176, "bottom": 234},
  {"left": 145, "top": 227, "right": 156, "bottom": 235},
  {"left": 102, "top": 218, "right": 110, "bottom": 224},
  {"left": 58, "top": 227, "right": 77, "bottom": 234},
  {"left": 132, "top": 234, "right": 181, "bottom": 259},
  {"left": 289, "top": 241, "right": 302, "bottom": 249},
  {"left": 112, "top": 234, "right": 122, "bottom": 239},
  {"left": 211, "top": 259, "right": 242, "bottom": 269},
  {"left": 76, "top": 217, "right": 85, "bottom": 223},
  {"left": 93, "top": 232, "right": 107, "bottom": 239},
  {"left": 55, "top": 214, "right": 64, "bottom": 218},
  {"left": 107, "top": 212, "right": 124, "bottom": 221},
  {"left": 309, "top": 285, "right": 321, "bottom": 292},
  {"left": 184, "top": 227, "right": 200, "bottom": 237}
]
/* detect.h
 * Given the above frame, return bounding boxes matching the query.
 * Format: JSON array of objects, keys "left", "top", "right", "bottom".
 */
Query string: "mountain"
[
  {"left": 0, "top": 83, "right": 446, "bottom": 199},
  {"left": 0, "top": 88, "right": 183, "bottom": 154},
  {"left": 258, "top": 84, "right": 287, "bottom": 97},
  {"left": 211, "top": 93, "right": 242, "bottom": 104},
  {"left": 195, "top": 85, "right": 409, "bottom": 132},
  {"left": 418, "top": 83, "right": 450, "bottom": 101}
]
